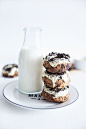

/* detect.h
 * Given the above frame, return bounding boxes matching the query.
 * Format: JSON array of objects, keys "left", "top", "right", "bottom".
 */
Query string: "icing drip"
[
  {"left": 42, "top": 70, "right": 70, "bottom": 87},
  {"left": 43, "top": 85, "right": 69, "bottom": 98},
  {"left": 43, "top": 52, "right": 70, "bottom": 67}
]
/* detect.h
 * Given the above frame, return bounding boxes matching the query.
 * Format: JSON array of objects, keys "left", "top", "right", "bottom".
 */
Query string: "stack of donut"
[{"left": 41, "top": 52, "right": 71, "bottom": 102}]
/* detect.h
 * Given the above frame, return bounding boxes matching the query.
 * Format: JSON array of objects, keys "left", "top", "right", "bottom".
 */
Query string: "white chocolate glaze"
[
  {"left": 43, "top": 52, "right": 70, "bottom": 67},
  {"left": 48, "top": 58, "right": 70, "bottom": 67},
  {"left": 8, "top": 68, "right": 18, "bottom": 76},
  {"left": 2, "top": 68, "right": 18, "bottom": 76},
  {"left": 42, "top": 71, "right": 70, "bottom": 87},
  {"left": 43, "top": 85, "right": 69, "bottom": 99},
  {"left": 2, "top": 64, "right": 18, "bottom": 76}
]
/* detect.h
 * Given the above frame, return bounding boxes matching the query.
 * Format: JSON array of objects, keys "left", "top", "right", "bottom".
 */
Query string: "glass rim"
[{"left": 23, "top": 27, "right": 42, "bottom": 31}]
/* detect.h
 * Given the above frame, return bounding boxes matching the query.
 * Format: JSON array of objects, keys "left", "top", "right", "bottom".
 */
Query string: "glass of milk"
[{"left": 18, "top": 27, "right": 43, "bottom": 94}]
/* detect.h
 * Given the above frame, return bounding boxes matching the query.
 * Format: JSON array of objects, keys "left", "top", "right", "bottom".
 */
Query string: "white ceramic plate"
[{"left": 3, "top": 80, "right": 79, "bottom": 110}]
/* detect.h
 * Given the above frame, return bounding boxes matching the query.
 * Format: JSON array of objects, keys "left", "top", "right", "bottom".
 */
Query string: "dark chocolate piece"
[
  {"left": 57, "top": 84, "right": 60, "bottom": 87},
  {"left": 45, "top": 70, "right": 66, "bottom": 75},
  {"left": 3, "top": 64, "right": 18, "bottom": 72},
  {"left": 60, "top": 76, "right": 62, "bottom": 79},
  {"left": 55, "top": 89, "right": 61, "bottom": 92}
]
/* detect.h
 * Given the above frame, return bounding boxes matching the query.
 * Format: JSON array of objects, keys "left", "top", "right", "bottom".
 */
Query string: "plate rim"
[{"left": 2, "top": 80, "right": 79, "bottom": 110}]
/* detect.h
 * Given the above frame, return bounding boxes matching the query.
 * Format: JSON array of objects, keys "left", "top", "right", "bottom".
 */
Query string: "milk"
[{"left": 18, "top": 48, "right": 43, "bottom": 93}]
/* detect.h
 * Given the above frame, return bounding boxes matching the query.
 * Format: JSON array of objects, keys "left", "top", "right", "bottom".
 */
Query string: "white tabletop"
[
  {"left": 0, "top": 72, "right": 86, "bottom": 129},
  {"left": 1, "top": 1, "right": 86, "bottom": 128}
]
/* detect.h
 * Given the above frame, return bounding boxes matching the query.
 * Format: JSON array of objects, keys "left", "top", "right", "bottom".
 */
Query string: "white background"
[
  {"left": 0, "top": 0, "right": 86, "bottom": 67},
  {"left": 0, "top": 1, "right": 86, "bottom": 129}
]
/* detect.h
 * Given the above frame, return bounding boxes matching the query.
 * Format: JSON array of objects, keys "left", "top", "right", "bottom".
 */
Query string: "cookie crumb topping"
[
  {"left": 43, "top": 85, "right": 69, "bottom": 99},
  {"left": 43, "top": 52, "right": 70, "bottom": 67},
  {"left": 2, "top": 64, "right": 18, "bottom": 76}
]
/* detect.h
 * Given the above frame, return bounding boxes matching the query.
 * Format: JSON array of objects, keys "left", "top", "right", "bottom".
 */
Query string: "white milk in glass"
[
  {"left": 18, "top": 27, "right": 43, "bottom": 94},
  {"left": 18, "top": 48, "right": 43, "bottom": 93}
]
